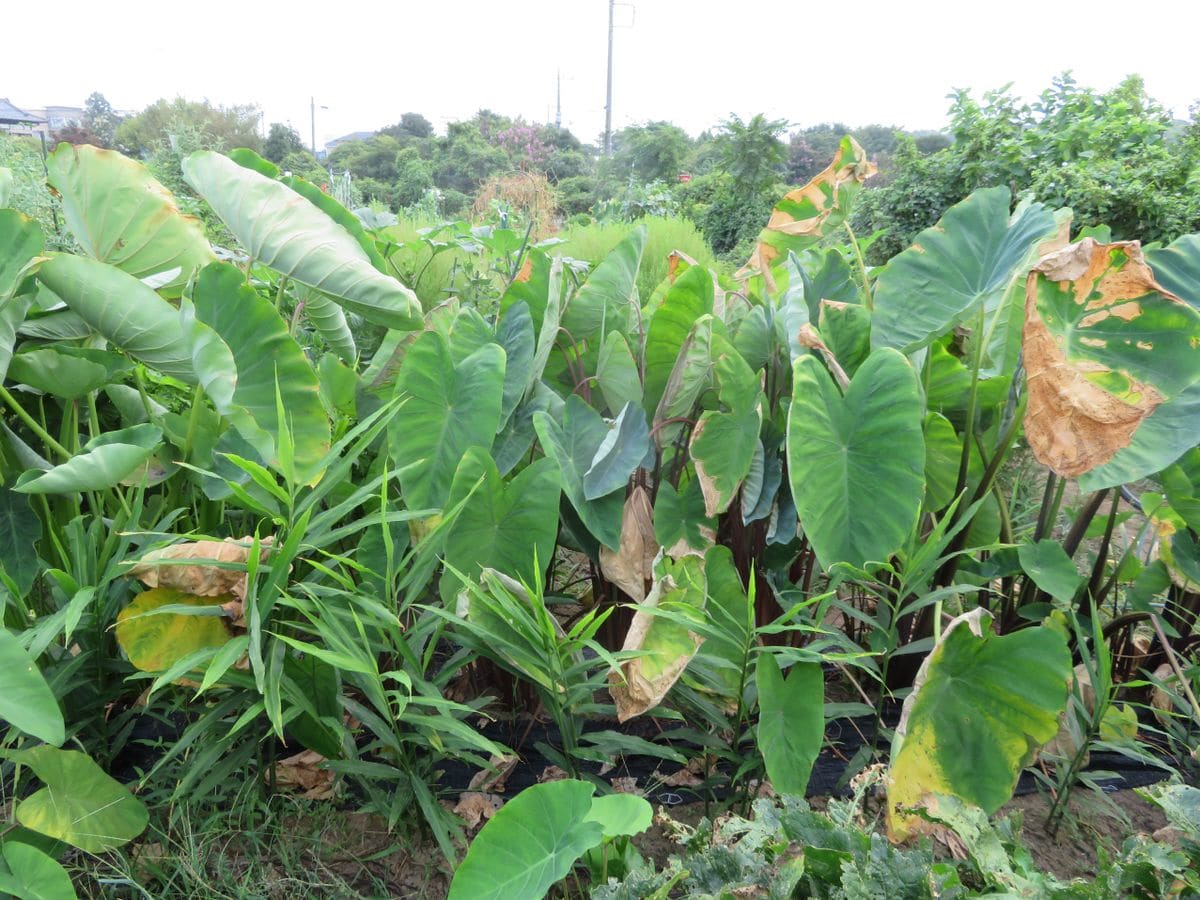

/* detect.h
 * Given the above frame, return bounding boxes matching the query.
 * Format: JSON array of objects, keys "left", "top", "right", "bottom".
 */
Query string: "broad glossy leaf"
[
  {"left": 689, "top": 337, "right": 763, "bottom": 516},
  {"left": 0, "top": 295, "right": 33, "bottom": 385},
  {"left": 0, "top": 209, "right": 43, "bottom": 304},
  {"left": 584, "top": 793, "right": 653, "bottom": 838},
  {"left": 756, "top": 654, "right": 822, "bottom": 796},
  {"left": 583, "top": 402, "right": 651, "bottom": 500},
  {"left": 7, "top": 347, "right": 130, "bottom": 400},
  {"left": 872, "top": 187, "right": 1059, "bottom": 355},
  {"left": 46, "top": 144, "right": 214, "bottom": 297},
  {"left": 609, "top": 555, "right": 707, "bottom": 722},
  {"left": 115, "top": 587, "right": 232, "bottom": 673},
  {"left": 493, "top": 382, "right": 561, "bottom": 477},
  {"left": 182, "top": 151, "right": 421, "bottom": 329},
  {"left": 653, "top": 473, "right": 716, "bottom": 558},
  {"left": 533, "top": 395, "right": 623, "bottom": 550},
  {"left": 596, "top": 330, "right": 642, "bottom": 415},
  {"left": 1146, "top": 233, "right": 1200, "bottom": 307},
  {"left": 0, "top": 841, "right": 76, "bottom": 900},
  {"left": 391, "top": 331, "right": 504, "bottom": 510},
  {"left": 441, "top": 450, "right": 560, "bottom": 599},
  {"left": 738, "top": 137, "right": 876, "bottom": 291},
  {"left": 0, "top": 629, "right": 64, "bottom": 746},
  {"left": 643, "top": 265, "right": 713, "bottom": 416},
  {"left": 1017, "top": 540, "right": 1083, "bottom": 604},
  {"left": 689, "top": 546, "right": 753, "bottom": 699},
  {"left": 190, "top": 262, "right": 330, "bottom": 483},
  {"left": 0, "top": 488, "right": 40, "bottom": 599},
  {"left": 496, "top": 300, "right": 535, "bottom": 427},
  {"left": 15, "top": 424, "right": 163, "bottom": 494},
  {"left": 279, "top": 172, "right": 387, "bottom": 270},
  {"left": 817, "top": 299, "right": 871, "bottom": 377},
  {"left": 5, "top": 746, "right": 148, "bottom": 852},
  {"left": 887, "top": 611, "right": 1069, "bottom": 841},
  {"left": 1024, "top": 240, "right": 1200, "bottom": 482},
  {"left": 35, "top": 254, "right": 195, "bottom": 381},
  {"left": 447, "top": 780, "right": 604, "bottom": 900},
  {"left": 787, "top": 349, "right": 925, "bottom": 570},
  {"left": 297, "top": 285, "right": 357, "bottom": 364},
  {"left": 561, "top": 225, "right": 645, "bottom": 339}
]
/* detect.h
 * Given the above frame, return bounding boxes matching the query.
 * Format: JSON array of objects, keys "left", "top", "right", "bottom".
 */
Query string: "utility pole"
[
  {"left": 310, "top": 96, "right": 316, "bottom": 155},
  {"left": 604, "top": 0, "right": 614, "bottom": 155},
  {"left": 556, "top": 69, "right": 562, "bottom": 129}
]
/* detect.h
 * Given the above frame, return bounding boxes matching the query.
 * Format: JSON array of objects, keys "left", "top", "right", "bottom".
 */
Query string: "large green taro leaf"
[
  {"left": 441, "top": 449, "right": 560, "bottom": 600},
  {"left": 609, "top": 555, "right": 707, "bottom": 721},
  {"left": 0, "top": 840, "right": 77, "bottom": 900},
  {"left": 495, "top": 300, "right": 535, "bottom": 428},
  {"left": 787, "top": 348, "right": 925, "bottom": 570},
  {"left": 0, "top": 489, "right": 40, "bottom": 599},
  {"left": 390, "top": 331, "right": 504, "bottom": 511},
  {"left": 7, "top": 347, "right": 131, "bottom": 401},
  {"left": 583, "top": 401, "right": 651, "bottom": 501},
  {"left": 756, "top": 654, "right": 822, "bottom": 797},
  {"left": 296, "top": 285, "right": 357, "bottom": 364},
  {"left": 188, "top": 262, "right": 330, "bottom": 484},
  {"left": 872, "top": 187, "right": 1059, "bottom": 355},
  {"left": 596, "top": 330, "right": 642, "bottom": 415},
  {"left": 689, "top": 336, "right": 763, "bottom": 516},
  {"left": 115, "top": 587, "right": 232, "bottom": 673},
  {"left": 35, "top": 254, "right": 195, "bottom": 381},
  {"left": 0, "top": 209, "right": 43, "bottom": 304},
  {"left": 447, "top": 780, "right": 605, "bottom": 900},
  {"left": 653, "top": 472, "right": 717, "bottom": 558},
  {"left": 887, "top": 611, "right": 1069, "bottom": 841},
  {"left": 643, "top": 264, "right": 714, "bottom": 416},
  {"left": 4, "top": 746, "right": 148, "bottom": 852},
  {"left": 14, "top": 424, "right": 163, "bottom": 495},
  {"left": 0, "top": 629, "right": 64, "bottom": 746},
  {"left": 533, "top": 395, "right": 624, "bottom": 551},
  {"left": 46, "top": 144, "right": 214, "bottom": 297},
  {"left": 1146, "top": 233, "right": 1200, "bottom": 307},
  {"left": 1024, "top": 239, "right": 1200, "bottom": 484},
  {"left": 182, "top": 151, "right": 420, "bottom": 330},
  {"left": 560, "top": 225, "right": 645, "bottom": 340}
]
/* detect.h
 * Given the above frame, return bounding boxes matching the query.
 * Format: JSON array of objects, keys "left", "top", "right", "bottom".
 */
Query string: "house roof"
[
  {"left": 0, "top": 98, "right": 45, "bottom": 125},
  {"left": 326, "top": 131, "right": 375, "bottom": 147}
]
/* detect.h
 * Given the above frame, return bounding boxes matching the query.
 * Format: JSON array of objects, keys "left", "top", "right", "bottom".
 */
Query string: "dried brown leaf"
[
  {"left": 1023, "top": 240, "right": 1172, "bottom": 477},
  {"left": 128, "top": 537, "right": 275, "bottom": 606},
  {"left": 466, "top": 754, "right": 519, "bottom": 793},
  {"left": 453, "top": 792, "right": 504, "bottom": 829},
  {"left": 272, "top": 750, "right": 334, "bottom": 800},
  {"left": 599, "top": 485, "right": 659, "bottom": 601}
]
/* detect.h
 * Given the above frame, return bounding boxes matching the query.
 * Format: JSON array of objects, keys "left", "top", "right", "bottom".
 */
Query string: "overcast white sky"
[{"left": 5, "top": 0, "right": 1198, "bottom": 149}]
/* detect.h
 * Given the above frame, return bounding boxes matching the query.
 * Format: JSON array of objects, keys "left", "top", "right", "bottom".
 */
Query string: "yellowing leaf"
[
  {"left": 115, "top": 587, "right": 232, "bottom": 673},
  {"left": 737, "top": 136, "right": 876, "bottom": 291}
]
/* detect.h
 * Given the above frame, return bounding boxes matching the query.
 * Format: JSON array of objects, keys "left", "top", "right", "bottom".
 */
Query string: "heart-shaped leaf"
[
  {"left": 47, "top": 143, "right": 214, "bottom": 297},
  {"left": 115, "top": 587, "right": 232, "bottom": 673},
  {"left": 872, "top": 187, "right": 1060, "bottom": 355},
  {"left": 441, "top": 449, "right": 561, "bottom": 599},
  {"left": 4, "top": 746, "right": 148, "bottom": 852},
  {"left": 182, "top": 151, "right": 420, "bottom": 330},
  {"left": 756, "top": 654, "right": 823, "bottom": 796},
  {"left": 689, "top": 337, "right": 763, "bottom": 516},
  {"left": 583, "top": 402, "right": 651, "bottom": 500},
  {"left": 887, "top": 611, "right": 1069, "bottom": 841},
  {"left": 390, "top": 331, "right": 505, "bottom": 511},
  {"left": 787, "top": 348, "right": 925, "bottom": 570},
  {"left": 15, "top": 424, "right": 163, "bottom": 495}
]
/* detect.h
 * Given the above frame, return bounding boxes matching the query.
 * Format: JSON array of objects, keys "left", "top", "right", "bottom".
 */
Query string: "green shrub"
[{"left": 556, "top": 215, "right": 719, "bottom": 298}]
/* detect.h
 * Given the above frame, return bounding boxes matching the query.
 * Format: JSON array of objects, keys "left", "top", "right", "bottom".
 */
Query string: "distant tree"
[
  {"left": 53, "top": 123, "right": 105, "bottom": 147},
  {"left": 716, "top": 113, "right": 788, "bottom": 194},
  {"left": 263, "top": 123, "right": 305, "bottom": 163},
  {"left": 609, "top": 122, "right": 690, "bottom": 184},
  {"left": 380, "top": 112, "right": 434, "bottom": 142},
  {"left": 82, "top": 92, "right": 120, "bottom": 148},
  {"left": 434, "top": 121, "right": 509, "bottom": 193},
  {"left": 393, "top": 147, "right": 434, "bottom": 207},
  {"left": 116, "top": 98, "right": 263, "bottom": 157}
]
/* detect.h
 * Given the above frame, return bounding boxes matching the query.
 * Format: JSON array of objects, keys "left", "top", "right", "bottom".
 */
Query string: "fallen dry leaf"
[
  {"left": 272, "top": 750, "right": 334, "bottom": 800},
  {"left": 611, "top": 776, "right": 642, "bottom": 795},
  {"left": 453, "top": 792, "right": 504, "bottom": 829},
  {"left": 538, "top": 765, "right": 570, "bottom": 783},
  {"left": 466, "top": 754, "right": 519, "bottom": 794},
  {"left": 128, "top": 536, "right": 276, "bottom": 626}
]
